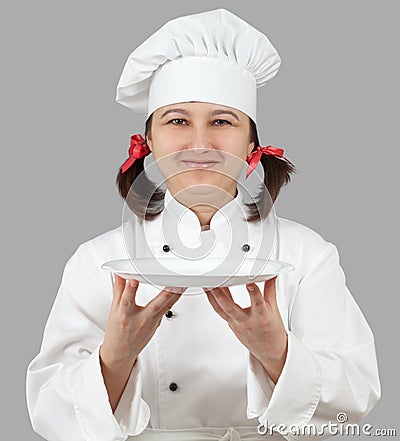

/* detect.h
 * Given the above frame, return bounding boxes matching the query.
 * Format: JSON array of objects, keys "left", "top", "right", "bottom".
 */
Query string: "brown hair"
[{"left": 116, "top": 114, "right": 296, "bottom": 222}]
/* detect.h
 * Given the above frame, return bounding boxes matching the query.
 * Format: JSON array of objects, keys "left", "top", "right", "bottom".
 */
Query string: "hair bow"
[
  {"left": 121, "top": 134, "right": 151, "bottom": 173},
  {"left": 245, "top": 145, "right": 285, "bottom": 179}
]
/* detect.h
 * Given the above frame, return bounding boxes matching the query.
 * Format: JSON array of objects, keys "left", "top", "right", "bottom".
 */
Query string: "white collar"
[
  {"left": 127, "top": 184, "right": 275, "bottom": 264},
  {"left": 162, "top": 185, "right": 247, "bottom": 233}
]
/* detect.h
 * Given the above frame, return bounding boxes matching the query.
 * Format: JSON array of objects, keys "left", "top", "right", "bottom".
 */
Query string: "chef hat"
[{"left": 115, "top": 9, "right": 281, "bottom": 123}]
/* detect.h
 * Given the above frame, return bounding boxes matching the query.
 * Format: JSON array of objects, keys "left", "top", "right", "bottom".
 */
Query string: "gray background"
[{"left": 1, "top": 1, "right": 398, "bottom": 439}]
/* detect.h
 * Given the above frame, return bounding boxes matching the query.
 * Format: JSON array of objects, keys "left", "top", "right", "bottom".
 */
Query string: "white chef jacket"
[{"left": 26, "top": 186, "right": 381, "bottom": 441}]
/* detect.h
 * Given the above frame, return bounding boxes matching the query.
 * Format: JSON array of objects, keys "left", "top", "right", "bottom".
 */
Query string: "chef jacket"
[{"left": 26, "top": 186, "right": 381, "bottom": 441}]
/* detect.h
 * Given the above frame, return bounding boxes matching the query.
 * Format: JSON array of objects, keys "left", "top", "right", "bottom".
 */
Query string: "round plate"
[{"left": 101, "top": 258, "right": 294, "bottom": 288}]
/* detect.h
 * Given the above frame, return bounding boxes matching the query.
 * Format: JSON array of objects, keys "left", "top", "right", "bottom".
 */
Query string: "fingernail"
[
  {"left": 129, "top": 280, "right": 139, "bottom": 288},
  {"left": 247, "top": 284, "right": 255, "bottom": 291},
  {"left": 165, "top": 286, "right": 186, "bottom": 294}
]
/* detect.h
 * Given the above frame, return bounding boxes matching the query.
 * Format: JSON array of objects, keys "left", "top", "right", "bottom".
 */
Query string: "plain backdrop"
[{"left": 1, "top": 1, "right": 398, "bottom": 439}]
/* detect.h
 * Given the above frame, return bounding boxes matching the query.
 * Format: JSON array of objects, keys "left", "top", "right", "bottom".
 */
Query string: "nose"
[{"left": 186, "top": 125, "right": 213, "bottom": 152}]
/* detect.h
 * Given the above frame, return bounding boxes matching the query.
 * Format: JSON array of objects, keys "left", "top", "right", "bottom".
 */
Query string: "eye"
[
  {"left": 213, "top": 119, "right": 232, "bottom": 126},
  {"left": 168, "top": 118, "right": 187, "bottom": 125}
]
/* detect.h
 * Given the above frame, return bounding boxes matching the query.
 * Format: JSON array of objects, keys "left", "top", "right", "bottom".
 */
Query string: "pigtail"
[
  {"left": 260, "top": 154, "right": 296, "bottom": 202},
  {"left": 245, "top": 119, "right": 297, "bottom": 221},
  {"left": 116, "top": 121, "right": 165, "bottom": 220}
]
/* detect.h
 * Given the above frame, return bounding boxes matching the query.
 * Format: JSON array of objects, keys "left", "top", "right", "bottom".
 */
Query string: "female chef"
[{"left": 26, "top": 9, "right": 381, "bottom": 441}]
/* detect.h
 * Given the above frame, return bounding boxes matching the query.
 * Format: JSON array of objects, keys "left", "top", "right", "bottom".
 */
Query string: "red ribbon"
[
  {"left": 245, "top": 145, "right": 285, "bottom": 179},
  {"left": 121, "top": 137, "right": 284, "bottom": 177},
  {"left": 121, "top": 134, "right": 151, "bottom": 173}
]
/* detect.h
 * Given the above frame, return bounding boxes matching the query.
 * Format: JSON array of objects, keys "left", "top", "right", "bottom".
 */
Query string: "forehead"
[{"left": 154, "top": 101, "right": 247, "bottom": 118}]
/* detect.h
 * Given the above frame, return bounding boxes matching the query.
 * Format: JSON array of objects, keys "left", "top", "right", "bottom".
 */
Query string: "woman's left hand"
[{"left": 204, "top": 277, "right": 287, "bottom": 384}]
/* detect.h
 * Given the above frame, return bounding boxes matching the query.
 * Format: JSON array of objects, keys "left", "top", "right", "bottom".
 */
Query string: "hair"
[{"left": 116, "top": 114, "right": 296, "bottom": 222}]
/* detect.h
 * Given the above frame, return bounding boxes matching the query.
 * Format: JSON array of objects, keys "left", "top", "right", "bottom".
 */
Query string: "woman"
[{"left": 26, "top": 9, "right": 380, "bottom": 441}]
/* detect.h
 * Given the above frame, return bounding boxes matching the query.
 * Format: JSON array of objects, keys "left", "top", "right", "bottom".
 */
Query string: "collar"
[
  {"left": 162, "top": 185, "right": 247, "bottom": 233},
  {"left": 154, "top": 185, "right": 252, "bottom": 260},
  {"left": 130, "top": 185, "right": 275, "bottom": 263}
]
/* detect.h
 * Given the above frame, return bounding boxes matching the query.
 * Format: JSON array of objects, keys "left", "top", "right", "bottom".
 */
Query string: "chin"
[
  {"left": 178, "top": 172, "right": 223, "bottom": 190},
  {"left": 177, "top": 179, "right": 235, "bottom": 199},
  {"left": 184, "top": 185, "right": 216, "bottom": 195}
]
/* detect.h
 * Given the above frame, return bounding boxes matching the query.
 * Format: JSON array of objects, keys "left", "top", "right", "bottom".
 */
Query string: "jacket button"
[
  {"left": 169, "top": 382, "right": 178, "bottom": 392},
  {"left": 165, "top": 310, "right": 174, "bottom": 319},
  {"left": 242, "top": 243, "right": 250, "bottom": 252},
  {"left": 163, "top": 244, "right": 171, "bottom": 252}
]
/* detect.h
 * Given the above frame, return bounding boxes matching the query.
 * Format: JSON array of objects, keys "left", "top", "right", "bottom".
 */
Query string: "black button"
[
  {"left": 163, "top": 244, "right": 170, "bottom": 252},
  {"left": 165, "top": 310, "right": 174, "bottom": 319},
  {"left": 169, "top": 382, "right": 178, "bottom": 392},
  {"left": 242, "top": 243, "right": 250, "bottom": 252}
]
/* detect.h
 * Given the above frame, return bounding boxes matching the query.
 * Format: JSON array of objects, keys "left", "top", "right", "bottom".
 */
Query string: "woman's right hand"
[
  {"left": 99, "top": 275, "right": 185, "bottom": 412},
  {"left": 100, "top": 274, "right": 186, "bottom": 365}
]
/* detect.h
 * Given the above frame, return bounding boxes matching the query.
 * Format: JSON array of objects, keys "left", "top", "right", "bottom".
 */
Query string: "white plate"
[{"left": 101, "top": 258, "right": 294, "bottom": 288}]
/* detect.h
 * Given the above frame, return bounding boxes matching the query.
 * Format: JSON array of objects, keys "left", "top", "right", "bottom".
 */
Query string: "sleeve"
[
  {"left": 26, "top": 242, "right": 150, "bottom": 441},
  {"left": 246, "top": 242, "right": 381, "bottom": 440}
]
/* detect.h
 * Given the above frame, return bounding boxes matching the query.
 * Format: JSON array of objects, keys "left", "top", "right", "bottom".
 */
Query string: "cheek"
[
  {"left": 151, "top": 132, "right": 183, "bottom": 157},
  {"left": 214, "top": 132, "right": 250, "bottom": 158}
]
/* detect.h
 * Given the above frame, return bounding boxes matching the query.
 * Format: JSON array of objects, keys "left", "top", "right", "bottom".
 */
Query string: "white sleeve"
[
  {"left": 26, "top": 242, "right": 150, "bottom": 441},
  {"left": 246, "top": 243, "right": 381, "bottom": 440}
]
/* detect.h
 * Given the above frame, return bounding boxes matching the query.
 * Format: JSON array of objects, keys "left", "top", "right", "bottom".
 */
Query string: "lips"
[{"left": 181, "top": 160, "right": 220, "bottom": 169}]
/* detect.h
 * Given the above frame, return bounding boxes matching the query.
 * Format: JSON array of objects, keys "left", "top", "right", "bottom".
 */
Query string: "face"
[{"left": 146, "top": 101, "right": 254, "bottom": 206}]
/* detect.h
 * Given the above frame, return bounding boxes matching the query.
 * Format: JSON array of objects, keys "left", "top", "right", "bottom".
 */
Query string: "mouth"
[{"left": 181, "top": 160, "right": 220, "bottom": 169}]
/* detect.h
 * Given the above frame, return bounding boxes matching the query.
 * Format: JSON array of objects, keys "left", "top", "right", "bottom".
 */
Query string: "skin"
[
  {"left": 100, "top": 101, "right": 287, "bottom": 413},
  {"left": 204, "top": 278, "right": 288, "bottom": 384},
  {"left": 146, "top": 101, "right": 255, "bottom": 227},
  {"left": 100, "top": 276, "right": 187, "bottom": 412}
]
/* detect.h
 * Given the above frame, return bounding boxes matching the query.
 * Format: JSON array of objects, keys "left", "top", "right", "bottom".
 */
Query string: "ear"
[
  {"left": 247, "top": 142, "right": 255, "bottom": 157},
  {"left": 146, "top": 133, "right": 153, "bottom": 152}
]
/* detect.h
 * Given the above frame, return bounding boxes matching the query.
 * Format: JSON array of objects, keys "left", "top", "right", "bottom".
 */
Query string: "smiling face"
[{"left": 146, "top": 101, "right": 254, "bottom": 207}]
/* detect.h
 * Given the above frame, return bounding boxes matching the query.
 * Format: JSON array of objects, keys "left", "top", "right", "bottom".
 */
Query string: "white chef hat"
[{"left": 115, "top": 9, "right": 281, "bottom": 123}]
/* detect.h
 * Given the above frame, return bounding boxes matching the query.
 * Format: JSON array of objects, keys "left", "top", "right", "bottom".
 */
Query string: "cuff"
[
  {"left": 246, "top": 352, "right": 276, "bottom": 418},
  {"left": 73, "top": 344, "right": 150, "bottom": 440},
  {"left": 114, "top": 356, "right": 151, "bottom": 436},
  {"left": 247, "top": 332, "right": 322, "bottom": 434}
]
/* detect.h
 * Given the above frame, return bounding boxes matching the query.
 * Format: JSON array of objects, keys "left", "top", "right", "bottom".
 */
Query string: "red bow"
[
  {"left": 245, "top": 145, "right": 284, "bottom": 179},
  {"left": 121, "top": 134, "right": 151, "bottom": 173}
]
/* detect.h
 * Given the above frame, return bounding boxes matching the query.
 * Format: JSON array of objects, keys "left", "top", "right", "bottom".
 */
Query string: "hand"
[
  {"left": 100, "top": 275, "right": 186, "bottom": 412},
  {"left": 101, "top": 275, "right": 186, "bottom": 365},
  {"left": 204, "top": 277, "right": 287, "bottom": 384}
]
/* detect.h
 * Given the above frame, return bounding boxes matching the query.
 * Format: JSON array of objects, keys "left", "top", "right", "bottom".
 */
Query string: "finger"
[
  {"left": 145, "top": 287, "right": 186, "bottom": 318},
  {"left": 204, "top": 289, "right": 229, "bottom": 321},
  {"left": 161, "top": 287, "right": 187, "bottom": 312},
  {"left": 112, "top": 274, "right": 128, "bottom": 304},
  {"left": 209, "top": 287, "right": 243, "bottom": 319},
  {"left": 263, "top": 276, "right": 278, "bottom": 306},
  {"left": 120, "top": 278, "right": 140, "bottom": 310},
  {"left": 246, "top": 283, "right": 267, "bottom": 312}
]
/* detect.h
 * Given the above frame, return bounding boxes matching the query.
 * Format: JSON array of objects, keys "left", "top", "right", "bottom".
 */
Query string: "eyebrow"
[
  {"left": 160, "top": 108, "right": 190, "bottom": 119},
  {"left": 159, "top": 108, "right": 240, "bottom": 121},
  {"left": 210, "top": 109, "right": 240, "bottom": 121}
]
